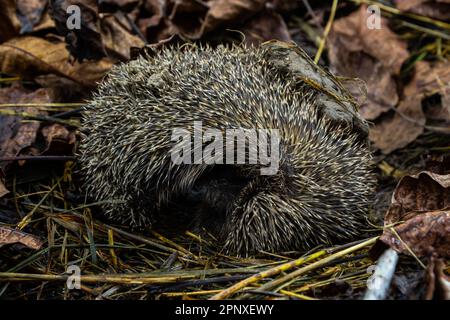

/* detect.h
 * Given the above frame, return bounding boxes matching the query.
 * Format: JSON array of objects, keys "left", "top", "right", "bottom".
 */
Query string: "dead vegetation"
[{"left": 0, "top": 0, "right": 449, "bottom": 300}]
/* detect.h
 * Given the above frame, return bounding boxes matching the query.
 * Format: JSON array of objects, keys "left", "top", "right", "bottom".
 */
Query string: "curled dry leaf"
[
  {"left": 261, "top": 40, "right": 369, "bottom": 138},
  {"left": 139, "top": 0, "right": 270, "bottom": 42},
  {"left": 379, "top": 166, "right": 450, "bottom": 259},
  {"left": 0, "top": 36, "right": 114, "bottom": 88},
  {"left": 385, "top": 171, "right": 450, "bottom": 225},
  {"left": 50, "top": 0, "right": 144, "bottom": 60},
  {"left": 139, "top": 0, "right": 167, "bottom": 42},
  {"left": 0, "top": 225, "right": 43, "bottom": 249},
  {"left": 328, "top": 5, "right": 409, "bottom": 121},
  {"left": 380, "top": 210, "right": 449, "bottom": 258},
  {"left": 49, "top": 0, "right": 107, "bottom": 61},
  {"left": 41, "top": 123, "right": 77, "bottom": 154},
  {"left": 414, "top": 61, "right": 450, "bottom": 96}
]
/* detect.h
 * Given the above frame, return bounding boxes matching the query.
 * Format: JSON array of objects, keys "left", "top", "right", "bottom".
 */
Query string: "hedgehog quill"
[{"left": 79, "top": 41, "right": 375, "bottom": 256}]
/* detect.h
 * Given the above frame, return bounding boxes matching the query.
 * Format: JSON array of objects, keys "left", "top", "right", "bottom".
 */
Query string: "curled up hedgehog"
[{"left": 79, "top": 40, "right": 375, "bottom": 256}]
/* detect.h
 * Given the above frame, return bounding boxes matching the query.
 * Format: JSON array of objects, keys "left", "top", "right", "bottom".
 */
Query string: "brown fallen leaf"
[
  {"left": 0, "top": 36, "right": 114, "bottom": 88},
  {"left": 138, "top": 0, "right": 167, "bottom": 42},
  {"left": 98, "top": 0, "right": 140, "bottom": 12},
  {"left": 369, "top": 95, "right": 426, "bottom": 154},
  {"left": 378, "top": 164, "right": 450, "bottom": 259},
  {"left": 328, "top": 5, "right": 409, "bottom": 121},
  {"left": 415, "top": 60, "right": 450, "bottom": 124},
  {"left": 41, "top": 123, "right": 77, "bottom": 155},
  {"left": 100, "top": 14, "right": 145, "bottom": 60},
  {"left": 199, "top": 0, "right": 266, "bottom": 38},
  {"left": 49, "top": 0, "right": 107, "bottom": 61},
  {"left": 385, "top": 170, "right": 450, "bottom": 225},
  {"left": 0, "top": 0, "right": 21, "bottom": 41},
  {"left": 415, "top": 60, "right": 450, "bottom": 96},
  {"left": 370, "top": 60, "right": 450, "bottom": 153},
  {"left": 241, "top": 8, "right": 291, "bottom": 46},
  {"left": 380, "top": 210, "right": 449, "bottom": 259},
  {"left": 0, "top": 225, "right": 43, "bottom": 249},
  {"left": 168, "top": 0, "right": 209, "bottom": 38},
  {"left": 395, "top": 0, "right": 450, "bottom": 21},
  {"left": 0, "top": 85, "right": 51, "bottom": 169}
]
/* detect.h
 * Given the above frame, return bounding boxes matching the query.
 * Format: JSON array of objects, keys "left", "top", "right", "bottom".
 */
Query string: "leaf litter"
[{"left": 0, "top": 0, "right": 449, "bottom": 300}]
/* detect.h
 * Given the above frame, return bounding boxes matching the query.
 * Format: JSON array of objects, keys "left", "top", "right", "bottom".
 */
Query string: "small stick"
[
  {"left": 364, "top": 248, "right": 399, "bottom": 300},
  {"left": 0, "top": 272, "right": 197, "bottom": 284},
  {"left": 252, "top": 237, "right": 378, "bottom": 294},
  {"left": 211, "top": 237, "right": 378, "bottom": 299},
  {"left": 314, "top": 0, "right": 338, "bottom": 64},
  {"left": 209, "top": 250, "right": 326, "bottom": 300}
]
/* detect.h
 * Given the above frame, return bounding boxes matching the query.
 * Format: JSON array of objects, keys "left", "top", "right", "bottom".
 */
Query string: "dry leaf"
[
  {"left": 415, "top": 60, "right": 450, "bottom": 96},
  {"left": 395, "top": 0, "right": 450, "bottom": 21},
  {"left": 200, "top": 0, "right": 266, "bottom": 37},
  {"left": 100, "top": 14, "right": 145, "bottom": 60},
  {"left": 369, "top": 96, "right": 425, "bottom": 154},
  {"left": 168, "top": 0, "right": 209, "bottom": 38},
  {"left": 328, "top": 5, "right": 409, "bottom": 120},
  {"left": 41, "top": 123, "right": 76, "bottom": 154},
  {"left": 0, "top": 225, "right": 43, "bottom": 249},
  {"left": 49, "top": 0, "right": 107, "bottom": 61},
  {"left": 378, "top": 165, "right": 450, "bottom": 259},
  {"left": 98, "top": 0, "right": 140, "bottom": 12},
  {"left": 0, "top": 0, "right": 21, "bottom": 41},
  {"left": 386, "top": 171, "right": 450, "bottom": 224},
  {"left": 370, "top": 60, "right": 450, "bottom": 153},
  {"left": 241, "top": 8, "right": 291, "bottom": 46},
  {"left": 0, "top": 85, "right": 51, "bottom": 166},
  {"left": 139, "top": 0, "right": 167, "bottom": 42},
  {"left": 380, "top": 210, "right": 450, "bottom": 258},
  {"left": 0, "top": 36, "right": 114, "bottom": 88}
]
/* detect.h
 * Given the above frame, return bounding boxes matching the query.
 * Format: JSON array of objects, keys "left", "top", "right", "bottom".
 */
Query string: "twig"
[
  {"left": 249, "top": 237, "right": 378, "bottom": 294},
  {"left": 209, "top": 250, "right": 326, "bottom": 300},
  {"left": 364, "top": 248, "right": 399, "bottom": 300},
  {"left": 314, "top": 0, "right": 338, "bottom": 64}
]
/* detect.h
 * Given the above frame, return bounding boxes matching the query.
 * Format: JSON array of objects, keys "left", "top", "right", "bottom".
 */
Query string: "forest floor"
[{"left": 0, "top": 0, "right": 449, "bottom": 300}]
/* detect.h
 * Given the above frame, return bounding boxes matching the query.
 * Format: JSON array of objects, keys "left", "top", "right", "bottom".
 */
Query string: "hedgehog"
[{"left": 78, "top": 41, "right": 375, "bottom": 256}]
